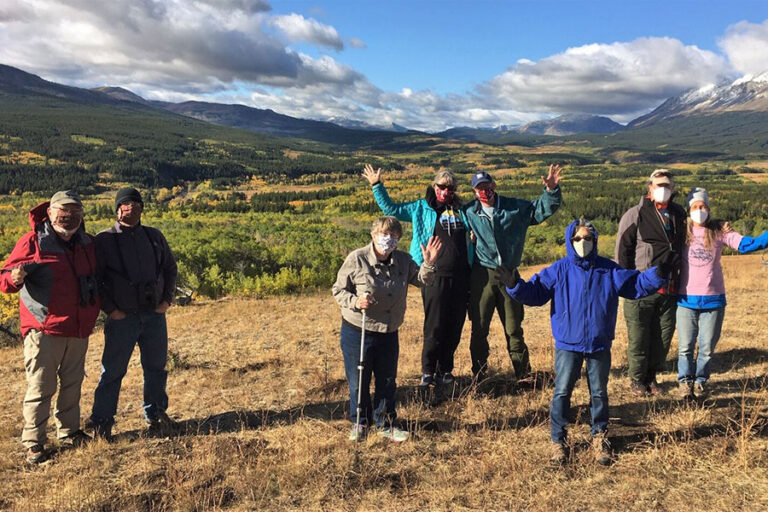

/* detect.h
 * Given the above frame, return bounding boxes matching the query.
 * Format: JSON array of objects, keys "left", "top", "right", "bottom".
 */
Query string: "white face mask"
[
  {"left": 573, "top": 239, "right": 593, "bottom": 258},
  {"left": 690, "top": 209, "right": 709, "bottom": 224},
  {"left": 652, "top": 187, "right": 672, "bottom": 204},
  {"left": 374, "top": 234, "right": 398, "bottom": 255}
]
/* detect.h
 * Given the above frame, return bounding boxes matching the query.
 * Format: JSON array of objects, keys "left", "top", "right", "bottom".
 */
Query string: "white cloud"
[
  {"left": 719, "top": 19, "right": 768, "bottom": 76},
  {"left": 482, "top": 37, "right": 729, "bottom": 121},
  {"left": 270, "top": 13, "right": 344, "bottom": 50},
  {"left": 348, "top": 38, "right": 367, "bottom": 49}
]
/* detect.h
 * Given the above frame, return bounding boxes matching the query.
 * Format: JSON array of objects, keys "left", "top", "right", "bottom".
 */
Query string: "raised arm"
[
  {"left": 529, "top": 164, "right": 563, "bottom": 225},
  {"left": 364, "top": 164, "right": 419, "bottom": 222}
]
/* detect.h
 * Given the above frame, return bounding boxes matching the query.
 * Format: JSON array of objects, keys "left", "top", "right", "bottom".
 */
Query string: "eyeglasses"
[
  {"left": 435, "top": 183, "right": 456, "bottom": 191},
  {"left": 571, "top": 236, "right": 594, "bottom": 242}
]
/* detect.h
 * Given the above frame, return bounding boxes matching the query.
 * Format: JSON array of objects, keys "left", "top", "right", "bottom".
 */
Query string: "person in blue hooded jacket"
[{"left": 498, "top": 219, "right": 669, "bottom": 466}]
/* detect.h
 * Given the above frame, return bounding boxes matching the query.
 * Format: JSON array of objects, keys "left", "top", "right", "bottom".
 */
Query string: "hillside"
[{"left": 0, "top": 255, "right": 765, "bottom": 510}]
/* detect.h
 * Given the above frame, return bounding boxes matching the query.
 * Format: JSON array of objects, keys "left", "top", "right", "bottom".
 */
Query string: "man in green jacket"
[{"left": 465, "top": 166, "right": 563, "bottom": 382}]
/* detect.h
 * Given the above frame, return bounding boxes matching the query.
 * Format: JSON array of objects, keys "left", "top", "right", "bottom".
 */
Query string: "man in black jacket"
[
  {"left": 89, "top": 188, "right": 178, "bottom": 438},
  {"left": 615, "top": 170, "right": 685, "bottom": 396}
]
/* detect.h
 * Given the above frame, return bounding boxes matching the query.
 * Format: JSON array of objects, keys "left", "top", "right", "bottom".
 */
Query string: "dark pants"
[
  {"left": 91, "top": 311, "right": 169, "bottom": 426},
  {"left": 421, "top": 272, "right": 469, "bottom": 375},
  {"left": 624, "top": 293, "right": 677, "bottom": 384},
  {"left": 551, "top": 348, "right": 611, "bottom": 443},
  {"left": 468, "top": 264, "right": 529, "bottom": 377},
  {"left": 340, "top": 321, "right": 399, "bottom": 428}
]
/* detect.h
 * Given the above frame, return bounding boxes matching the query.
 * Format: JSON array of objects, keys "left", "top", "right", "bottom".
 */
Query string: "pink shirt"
[{"left": 678, "top": 227, "right": 743, "bottom": 296}]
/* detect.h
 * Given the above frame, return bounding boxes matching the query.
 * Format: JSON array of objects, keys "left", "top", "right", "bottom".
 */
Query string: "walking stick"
[{"left": 354, "top": 295, "right": 369, "bottom": 441}]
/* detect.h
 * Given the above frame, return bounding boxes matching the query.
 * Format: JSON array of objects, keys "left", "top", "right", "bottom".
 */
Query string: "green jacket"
[
  {"left": 372, "top": 182, "right": 472, "bottom": 265},
  {"left": 464, "top": 187, "right": 562, "bottom": 269}
]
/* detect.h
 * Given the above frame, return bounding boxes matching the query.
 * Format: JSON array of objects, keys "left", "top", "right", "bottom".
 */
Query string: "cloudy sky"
[{"left": 1, "top": 0, "right": 767, "bottom": 131}]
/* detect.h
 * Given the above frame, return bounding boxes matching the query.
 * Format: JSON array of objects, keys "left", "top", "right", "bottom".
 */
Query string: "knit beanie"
[
  {"left": 687, "top": 187, "right": 709, "bottom": 209},
  {"left": 115, "top": 187, "right": 143, "bottom": 211}
]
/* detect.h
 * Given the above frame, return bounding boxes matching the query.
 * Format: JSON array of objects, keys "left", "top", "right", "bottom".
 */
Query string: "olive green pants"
[
  {"left": 468, "top": 265, "right": 529, "bottom": 378},
  {"left": 624, "top": 293, "right": 677, "bottom": 384}
]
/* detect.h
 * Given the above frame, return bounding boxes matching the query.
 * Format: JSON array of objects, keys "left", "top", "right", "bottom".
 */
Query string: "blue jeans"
[
  {"left": 340, "top": 321, "right": 398, "bottom": 428},
  {"left": 550, "top": 348, "right": 611, "bottom": 444},
  {"left": 676, "top": 306, "right": 725, "bottom": 384},
  {"left": 91, "top": 311, "right": 169, "bottom": 425}
]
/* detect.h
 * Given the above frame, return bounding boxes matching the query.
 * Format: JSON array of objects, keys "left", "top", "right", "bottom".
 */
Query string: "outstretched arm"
[{"left": 505, "top": 264, "right": 557, "bottom": 306}]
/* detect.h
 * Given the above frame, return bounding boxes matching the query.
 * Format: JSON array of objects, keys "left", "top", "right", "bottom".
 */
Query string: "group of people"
[
  {"left": 0, "top": 188, "right": 178, "bottom": 464},
  {"left": 334, "top": 166, "right": 768, "bottom": 466}
]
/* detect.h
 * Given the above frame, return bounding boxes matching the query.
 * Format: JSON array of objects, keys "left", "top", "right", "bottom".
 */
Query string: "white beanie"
[{"left": 687, "top": 187, "right": 709, "bottom": 209}]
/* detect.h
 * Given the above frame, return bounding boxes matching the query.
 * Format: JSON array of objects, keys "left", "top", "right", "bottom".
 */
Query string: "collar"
[
  {"left": 364, "top": 242, "right": 396, "bottom": 267},
  {"left": 113, "top": 221, "right": 142, "bottom": 233}
]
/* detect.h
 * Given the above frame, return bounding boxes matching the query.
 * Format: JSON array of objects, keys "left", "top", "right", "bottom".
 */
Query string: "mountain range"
[{"left": 2, "top": 63, "right": 768, "bottom": 151}]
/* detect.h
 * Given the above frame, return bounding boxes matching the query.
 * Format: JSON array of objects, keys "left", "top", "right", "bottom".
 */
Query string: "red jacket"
[{"left": 0, "top": 202, "right": 100, "bottom": 338}]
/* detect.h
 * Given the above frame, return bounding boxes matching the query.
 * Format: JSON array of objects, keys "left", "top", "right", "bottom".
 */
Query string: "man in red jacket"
[{"left": 0, "top": 190, "right": 101, "bottom": 464}]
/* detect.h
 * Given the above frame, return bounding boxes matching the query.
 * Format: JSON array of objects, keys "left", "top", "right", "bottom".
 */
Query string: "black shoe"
[
  {"left": 25, "top": 444, "right": 48, "bottom": 465},
  {"left": 648, "top": 377, "right": 662, "bottom": 396},
  {"left": 146, "top": 411, "right": 179, "bottom": 434},
  {"left": 420, "top": 374, "right": 435, "bottom": 388},
  {"left": 437, "top": 372, "right": 455, "bottom": 386},
  {"left": 93, "top": 423, "right": 113, "bottom": 441},
  {"left": 60, "top": 430, "right": 92, "bottom": 449}
]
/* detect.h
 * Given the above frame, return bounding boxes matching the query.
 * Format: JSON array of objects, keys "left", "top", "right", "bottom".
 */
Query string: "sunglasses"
[
  {"left": 435, "top": 183, "right": 456, "bottom": 191},
  {"left": 571, "top": 236, "right": 594, "bottom": 242}
]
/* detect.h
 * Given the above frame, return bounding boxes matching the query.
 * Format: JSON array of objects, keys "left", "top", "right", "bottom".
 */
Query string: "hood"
[
  {"left": 565, "top": 219, "right": 598, "bottom": 267},
  {"left": 29, "top": 202, "right": 51, "bottom": 229},
  {"left": 425, "top": 185, "right": 462, "bottom": 210},
  {"left": 29, "top": 201, "right": 88, "bottom": 236}
]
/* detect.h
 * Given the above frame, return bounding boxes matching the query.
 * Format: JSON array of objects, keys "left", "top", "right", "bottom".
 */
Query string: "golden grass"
[{"left": 0, "top": 256, "right": 767, "bottom": 510}]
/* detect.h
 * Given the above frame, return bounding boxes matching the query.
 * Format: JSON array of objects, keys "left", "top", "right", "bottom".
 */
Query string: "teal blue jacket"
[
  {"left": 371, "top": 182, "right": 472, "bottom": 265},
  {"left": 464, "top": 187, "right": 562, "bottom": 269}
]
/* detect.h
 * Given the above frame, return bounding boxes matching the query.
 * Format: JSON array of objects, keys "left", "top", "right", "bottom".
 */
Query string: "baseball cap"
[
  {"left": 649, "top": 169, "right": 673, "bottom": 186},
  {"left": 471, "top": 171, "right": 493, "bottom": 188},
  {"left": 49, "top": 190, "right": 83, "bottom": 208}
]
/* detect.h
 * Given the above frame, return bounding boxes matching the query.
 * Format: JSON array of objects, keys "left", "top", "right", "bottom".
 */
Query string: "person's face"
[
  {"left": 573, "top": 226, "right": 593, "bottom": 240},
  {"left": 48, "top": 204, "right": 83, "bottom": 232},
  {"left": 433, "top": 180, "right": 456, "bottom": 193},
  {"left": 118, "top": 200, "right": 143, "bottom": 225},
  {"left": 474, "top": 181, "right": 495, "bottom": 193},
  {"left": 690, "top": 201, "right": 708, "bottom": 213}
]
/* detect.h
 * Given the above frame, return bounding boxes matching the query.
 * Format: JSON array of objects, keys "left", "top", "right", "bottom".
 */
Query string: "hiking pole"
[{"left": 354, "top": 293, "right": 370, "bottom": 441}]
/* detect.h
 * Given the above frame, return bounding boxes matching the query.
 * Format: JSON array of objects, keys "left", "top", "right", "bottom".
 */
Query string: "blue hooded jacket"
[{"left": 506, "top": 219, "right": 667, "bottom": 354}]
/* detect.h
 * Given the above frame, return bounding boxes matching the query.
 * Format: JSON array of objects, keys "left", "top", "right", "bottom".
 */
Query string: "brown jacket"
[{"left": 332, "top": 243, "right": 434, "bottom": 333}]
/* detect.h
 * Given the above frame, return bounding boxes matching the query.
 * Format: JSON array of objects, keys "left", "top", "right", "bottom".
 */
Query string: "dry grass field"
[{"left": 0, "top": 255, "right": 767, "bottom": 511}]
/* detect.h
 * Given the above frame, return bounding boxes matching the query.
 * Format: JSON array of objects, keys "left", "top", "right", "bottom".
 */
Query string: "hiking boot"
[
  {"left": 420, "top": 374, "right": 435, "bottom": 388},
  {"left": 59, "top": 430, "right": 91, "bottom": 449},
  {"left": 550, "top": 442, "right": 567, "bottom": 466},
  {"left": 648, "top": 377, "right": 662, "bottom": 396},
  {"left": 472, "top": 368, "right": 488, "bottom": 384},
  {"left": 25, "top": 444, "right": 48, "bottom": 465},
  {"left": 630, "top": 379, "right": 649, "bottom": 397},
  {"left": 592, "top": 433, "right": 612, "bottom": 466},
  {"left": 348, "top": 424, "right": 367, "bottom": 442},
  {"left": 694, "top": 382, "right": 707, "bottom": 398},
  {"left": 517, "top": 373, "right": 537, "bottom": 387},
  {"left": 146, "top": 411, "right": 179, "bottom": 434},
  {"left": 438, "top": 372, "right": 455, "bottom": 386},
  {"left": 678, "top": 381, "right": 694, "bottom": 400},
  {"left": 91, "top": 422, "right": 113, "bottom": 441},
  {"left": 377, "top": 426, "right": 409, "bottom": 443}
]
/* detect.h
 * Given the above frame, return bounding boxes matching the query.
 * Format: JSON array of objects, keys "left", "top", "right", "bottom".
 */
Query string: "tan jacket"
[{"left": 332, "top": 243, "right": 435, "bottom": 333}]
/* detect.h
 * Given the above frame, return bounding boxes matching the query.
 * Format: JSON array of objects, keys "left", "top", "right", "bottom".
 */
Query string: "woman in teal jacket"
[{"left": 363, "top": 164, "right": 471, "bottom": 387}]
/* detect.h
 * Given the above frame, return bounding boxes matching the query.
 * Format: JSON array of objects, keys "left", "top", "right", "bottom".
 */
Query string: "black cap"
[{"left": 115, "top": 187, "right": 143, "bottom": 211}]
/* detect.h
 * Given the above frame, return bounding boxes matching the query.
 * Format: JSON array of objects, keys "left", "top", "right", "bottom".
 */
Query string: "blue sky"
[{"left": 1, "top": 0, "right": 767, "bottom": 130}]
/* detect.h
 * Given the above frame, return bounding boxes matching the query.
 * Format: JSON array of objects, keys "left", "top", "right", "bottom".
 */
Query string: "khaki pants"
[{"left": 22, "top": 330, "right": 88, "bottom": 448}]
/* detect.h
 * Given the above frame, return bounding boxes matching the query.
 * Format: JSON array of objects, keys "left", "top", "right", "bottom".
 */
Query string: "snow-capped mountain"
[{"left": 629, "top": 72, "right": 768, "bottom": 128}]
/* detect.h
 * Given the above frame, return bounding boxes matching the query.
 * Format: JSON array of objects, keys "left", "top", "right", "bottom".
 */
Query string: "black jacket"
[{"left": 95, "top": 222, "right": 177, "bottom": 314}]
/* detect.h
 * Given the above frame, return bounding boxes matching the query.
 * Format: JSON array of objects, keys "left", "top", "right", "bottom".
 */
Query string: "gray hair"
[
  {"left": 370, "top": 216, "right": 403, "bottom": 238},
  {"left": 574, "top": 218, "right": 596, "bottom": 236},
  {"left": 433, "top": 170, "right": 457, "bottom": 187}
]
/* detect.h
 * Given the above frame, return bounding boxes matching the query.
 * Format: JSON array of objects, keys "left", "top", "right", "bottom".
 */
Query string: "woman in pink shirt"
[{"left": 676, "top": 187, "right": 768, "bottom": 399}]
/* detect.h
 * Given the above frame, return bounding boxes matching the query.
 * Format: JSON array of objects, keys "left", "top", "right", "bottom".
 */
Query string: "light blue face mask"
[{"left": 374, "top": 234, "right": 398, "bottom": 254}]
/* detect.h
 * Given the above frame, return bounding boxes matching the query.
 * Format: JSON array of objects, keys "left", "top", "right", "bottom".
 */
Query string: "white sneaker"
[{"left": 377, "top": 426, "right": 409, "bottom": 443}]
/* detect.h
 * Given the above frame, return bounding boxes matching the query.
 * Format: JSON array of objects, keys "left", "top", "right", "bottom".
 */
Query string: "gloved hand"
[{"left": 495, "top": 265, "right": 520, "bottom": 288}]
